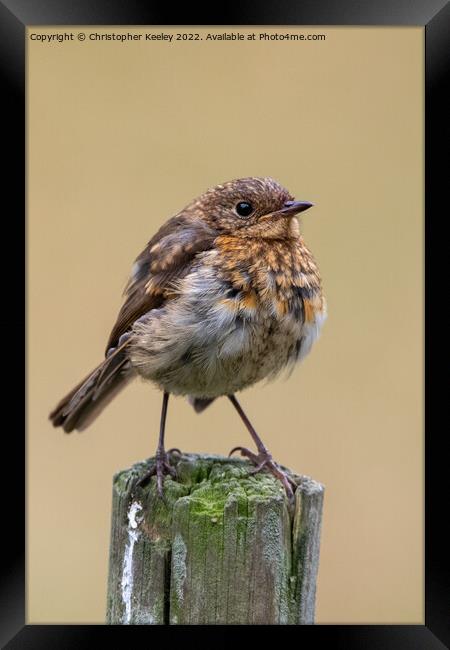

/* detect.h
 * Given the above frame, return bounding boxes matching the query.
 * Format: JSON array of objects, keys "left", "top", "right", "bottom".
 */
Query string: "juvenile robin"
[{"left": 50, "top": 177, "right": 326, "bottom": 497}]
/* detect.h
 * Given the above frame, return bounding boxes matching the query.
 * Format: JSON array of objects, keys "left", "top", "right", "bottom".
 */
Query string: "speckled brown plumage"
[{"left": 50, "top": 177, "right": 326, "bottom": 497}]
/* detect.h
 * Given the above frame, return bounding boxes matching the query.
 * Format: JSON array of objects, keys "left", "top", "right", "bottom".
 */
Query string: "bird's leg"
[
  {"left": 228, "top": 394, "right": 296, "bottom": 498},
  {"left": 136, "top": 392, "right": 178, "bottom": 498}
]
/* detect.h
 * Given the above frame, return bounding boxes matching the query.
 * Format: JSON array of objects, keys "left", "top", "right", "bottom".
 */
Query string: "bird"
[{"left": 50, "top": 177, "right": 326, "bottom": 497}]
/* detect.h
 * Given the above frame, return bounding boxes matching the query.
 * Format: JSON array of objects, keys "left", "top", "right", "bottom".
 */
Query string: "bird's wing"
[{"left": 105, "top": 214, "right": 218, "bottom": 354}]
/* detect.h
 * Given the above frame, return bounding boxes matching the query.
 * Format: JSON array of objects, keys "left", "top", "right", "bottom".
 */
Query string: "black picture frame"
[{"left": 3, "top": 0, "right": 448, "bottom": 646}]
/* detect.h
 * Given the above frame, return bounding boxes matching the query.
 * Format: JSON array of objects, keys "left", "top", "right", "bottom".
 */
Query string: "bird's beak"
[
  {"left": 259, "top": 199, "right": 314, "bottom": 222},
  {"left": 280, "top": 200, "right": 314, "bottom": 216}
]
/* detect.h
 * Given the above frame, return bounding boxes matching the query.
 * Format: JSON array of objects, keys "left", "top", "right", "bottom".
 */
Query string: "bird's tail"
[
  {"left": 49, "top": 342, "right": 134, "bottom": 433},
  {"left": 188, "top": 396, "right": 216, "bottom": 413}
]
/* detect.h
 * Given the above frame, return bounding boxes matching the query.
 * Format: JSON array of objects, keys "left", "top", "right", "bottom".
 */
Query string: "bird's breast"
[{"left": 129, "top": 237, "right": 326, "bottom": 397}]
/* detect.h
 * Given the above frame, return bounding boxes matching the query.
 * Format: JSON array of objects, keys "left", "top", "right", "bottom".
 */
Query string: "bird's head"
[{"left": 185, "top": 176, "right": 313, "bottom": 239}]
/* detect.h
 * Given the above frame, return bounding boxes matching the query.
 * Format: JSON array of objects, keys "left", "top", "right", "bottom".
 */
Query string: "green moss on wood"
[{"left": 107, "top": 453, "right": 323, "bottom": 625}]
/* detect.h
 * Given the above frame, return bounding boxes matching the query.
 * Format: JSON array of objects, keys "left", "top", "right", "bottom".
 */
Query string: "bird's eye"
[{"left": 235, "top": 201, "right": 254, "bottom": 218}]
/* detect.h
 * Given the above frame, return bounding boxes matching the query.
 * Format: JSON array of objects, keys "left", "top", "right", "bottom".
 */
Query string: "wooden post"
[{"left": 106, "top": 453, "right": 324, "bottom": 625}]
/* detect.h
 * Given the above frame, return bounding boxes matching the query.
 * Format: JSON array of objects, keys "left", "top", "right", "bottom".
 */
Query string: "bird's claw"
[
  {"left": 167, "top": 447, "right": 182, "bottom": 457},
  {"left": 229, "top": 446, "right": 259, "bottom": 464},
  {"left": 228, "top": 446, "right": 296, "bottom": 499},
  {"left": 135, "top": 449, "right": 179, "bottom": 499}
]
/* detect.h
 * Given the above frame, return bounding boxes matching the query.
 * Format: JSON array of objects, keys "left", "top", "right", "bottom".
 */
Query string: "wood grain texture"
[{"left": 106, "top": 453, "right": 324, "bottom": 625}]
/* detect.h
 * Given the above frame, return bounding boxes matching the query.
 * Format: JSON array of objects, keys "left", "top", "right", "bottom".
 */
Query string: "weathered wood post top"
[{"left": 107, "top": 453, "right": 324, "bottom": 625}]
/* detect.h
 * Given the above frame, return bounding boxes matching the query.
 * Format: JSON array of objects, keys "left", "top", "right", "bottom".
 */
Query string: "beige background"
[{"left": 27, "top": 27, "right": 424, "bottom": 623}]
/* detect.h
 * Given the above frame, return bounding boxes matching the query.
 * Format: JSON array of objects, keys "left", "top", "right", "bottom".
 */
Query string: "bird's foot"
[
  {"left": 229, "top": 446, "right": 296, "bottom": 499},
  {"left": 135, "top": 448, "right": 180, "bottom": 498}
]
